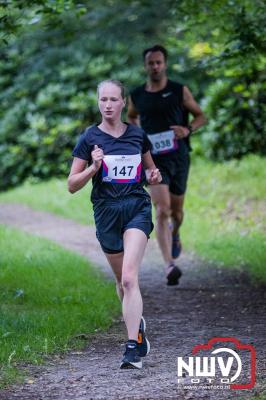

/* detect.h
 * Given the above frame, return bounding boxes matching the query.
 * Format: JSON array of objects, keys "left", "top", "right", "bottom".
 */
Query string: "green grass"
[
  {"left": 0, "top": 154, "right": 265, "bottom": 281},
  {"left": 0, "top": 224, "right": 120, "bottom": 387},
  {"left": 182, "top": 155, "right": 266, "bottom": 281},
  {"left": 0, "top": 177, "right": 94, "bottom": 225}
]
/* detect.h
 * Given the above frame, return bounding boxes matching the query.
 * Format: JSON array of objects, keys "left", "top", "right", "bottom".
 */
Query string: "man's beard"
[
  {"left": 150, "top": 73, "right": 162, "bottom": 82},
  {"left": 150, "top": 71, "right": 165, "bottom": 82}
]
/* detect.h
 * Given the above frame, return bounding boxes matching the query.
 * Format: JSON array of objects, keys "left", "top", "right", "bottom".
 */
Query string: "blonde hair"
[{"left": 97, "top": 79, "right": 125, "bottom": 98}]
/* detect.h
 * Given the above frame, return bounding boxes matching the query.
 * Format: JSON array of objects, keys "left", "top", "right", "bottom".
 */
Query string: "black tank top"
[{"left": 130, "top": 79, "right": 191, "bottom": 151}]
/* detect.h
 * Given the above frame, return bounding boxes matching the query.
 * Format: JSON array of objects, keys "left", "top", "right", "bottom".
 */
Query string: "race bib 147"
[
  {"left": 102, "top": 154, "right": 142, "bottom": 183},
  {"left": 148, "top": 130, "right": 178, "bottom": 155}
]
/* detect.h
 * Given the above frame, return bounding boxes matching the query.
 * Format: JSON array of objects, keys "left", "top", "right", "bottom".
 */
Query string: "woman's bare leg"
[
  {"left": 121, "top": 228, "right": 147, "bottom": 341},
  {"left": 104, "top": 251, "right": 124, "bottom": 301}
]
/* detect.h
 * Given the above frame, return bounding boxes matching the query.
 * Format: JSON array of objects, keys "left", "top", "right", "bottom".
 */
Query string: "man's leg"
[
  {"left": 169, "top": 148, "right": 190, "bottom": 258},
  {"left": 149, "top": 184, "right": 172, "bottom": 266},
  {"left": 170, "top": 193, "right": 185, "bottom": 258},
  {"left": 170, "top": 193, "right": 185, "bottom": 235},
  {"left": 149, "top": 184, "right": 182, "bottom": 284}
]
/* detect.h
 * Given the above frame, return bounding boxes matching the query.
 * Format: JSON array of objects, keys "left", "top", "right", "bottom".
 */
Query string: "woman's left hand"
[{"left": 145, "top": 168, "right": 162, "bottom": 185}]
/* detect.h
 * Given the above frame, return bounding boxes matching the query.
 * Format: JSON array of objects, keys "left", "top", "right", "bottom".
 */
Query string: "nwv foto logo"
[{"left": 177, "top": 337, "right": 256, "bottom": 389}]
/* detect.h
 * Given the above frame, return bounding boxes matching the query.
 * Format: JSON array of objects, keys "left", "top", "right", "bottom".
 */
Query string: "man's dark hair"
[{"left": 142, "top": 45, "right": 168, "bottom": 61}]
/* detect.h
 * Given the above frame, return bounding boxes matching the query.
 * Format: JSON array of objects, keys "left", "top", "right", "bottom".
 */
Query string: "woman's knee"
[{"left": 121, "top": 272, "right": 138, "bottom": 291}]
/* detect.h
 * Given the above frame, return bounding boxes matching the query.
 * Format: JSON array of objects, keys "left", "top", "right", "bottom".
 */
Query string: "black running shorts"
[
  {"left": 93, "top": 196, "right": 153, "bottom": 254},
  {"left": 151, "top": 147, "right": 190, "bottom": 196}
]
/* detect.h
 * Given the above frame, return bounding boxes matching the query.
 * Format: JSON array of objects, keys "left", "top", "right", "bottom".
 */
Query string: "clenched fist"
[
  {"left": 91, "top": 145, "right": 104, "bottom": 171},
  {"left": 145, "top": 168, "right": 162, "bottom": 185}
]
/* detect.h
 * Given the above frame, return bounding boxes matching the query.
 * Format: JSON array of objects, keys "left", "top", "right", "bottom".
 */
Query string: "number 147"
[{"left": 112, "top": 166, "right": 133, "bottom": 176}]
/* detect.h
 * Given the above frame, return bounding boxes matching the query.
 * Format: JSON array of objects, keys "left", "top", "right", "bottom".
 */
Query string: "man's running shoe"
[
  {"left": 137, "top": 316, "right": 150, "bottom": 357},
  {"left": 172, "top": 234, "right": 182, "bottom": 259},
  {"left": 166, "top": 263, "right": 182, "bottom": 286},
  {"left": 120, "top": 341, "right": 142, "bottom": 369}
]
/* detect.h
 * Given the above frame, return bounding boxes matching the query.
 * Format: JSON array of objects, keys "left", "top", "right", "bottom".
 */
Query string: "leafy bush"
[
  {"left": 0, "top": 21, "right": 142, "bottom": 191},
  {"left": 200, "top": 69, "right": 266, "bottom": 160},
  {"left": 1, "top": 1, "right": 265, "bottom": 186}
]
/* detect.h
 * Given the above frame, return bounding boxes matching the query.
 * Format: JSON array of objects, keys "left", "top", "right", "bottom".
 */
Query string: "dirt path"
[{"left": 0, "top": 203, "right": 265, "bottom": 400}]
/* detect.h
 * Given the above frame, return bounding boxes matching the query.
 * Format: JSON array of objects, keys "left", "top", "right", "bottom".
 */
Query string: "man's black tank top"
[{"left": 130, "top": 79, "right": 191, "bottom": 151}]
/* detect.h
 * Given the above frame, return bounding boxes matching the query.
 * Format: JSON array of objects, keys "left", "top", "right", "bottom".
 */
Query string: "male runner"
[{"left": 128, "top": 45, "right": 207, "bottom": 285}]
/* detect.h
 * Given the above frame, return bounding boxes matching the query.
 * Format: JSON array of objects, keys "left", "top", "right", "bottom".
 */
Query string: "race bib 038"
[
  {"left": 102, "top": 154, "right": 142, "bottom": 184},
  {"left": 148, "top": 130, "right": 178, "bottom": 155}
]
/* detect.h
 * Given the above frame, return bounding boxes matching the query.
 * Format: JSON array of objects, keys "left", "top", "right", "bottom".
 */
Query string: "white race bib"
[
  {"left": 102, "top": 154, "right": 142, "bottom": 184},
  {"left": 148, "top": 130, "right": 178, "bottom": 155}
]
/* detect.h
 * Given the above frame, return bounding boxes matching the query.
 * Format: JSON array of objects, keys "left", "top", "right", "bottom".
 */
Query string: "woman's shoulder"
[
  {"left": 126, "top": 123, "right": 146, "bottom": 136},
  {"left": 77, "top": 124, "right": 100, "bottom": 143},
  {"left": 82, "top": 124, "right": 98, "bottom": 136}
]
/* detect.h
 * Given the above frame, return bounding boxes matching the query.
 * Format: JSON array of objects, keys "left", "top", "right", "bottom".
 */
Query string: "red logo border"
[{"left": 192, "top": 337, "right": 256, "bottom": 389}]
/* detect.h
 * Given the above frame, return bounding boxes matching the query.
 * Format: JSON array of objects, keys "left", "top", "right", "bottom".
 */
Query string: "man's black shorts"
[
  {"left": 151, "top": 146, "right": 190, "bottom": 196},
  {"left": 93, "top": 196, "right": 153, "bottom": 254}
]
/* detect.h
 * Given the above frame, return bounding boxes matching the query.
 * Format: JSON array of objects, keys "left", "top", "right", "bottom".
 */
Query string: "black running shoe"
[
  {"left": 167, "top": 263, "right": 182, "bottom": 286},
  {"left": 172, "top": 234, "right": 182, "bottom": 259},
  {"left": 120, "top": 341, "right": 142, "bottom": 369},
  {"left": 137, "top": 317, "right": 150, "bottom": 357}
]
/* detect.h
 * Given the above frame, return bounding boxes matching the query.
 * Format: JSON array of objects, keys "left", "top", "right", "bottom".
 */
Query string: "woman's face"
[{"left": 98, "top": 83, "right": 125, "bottom": 122}]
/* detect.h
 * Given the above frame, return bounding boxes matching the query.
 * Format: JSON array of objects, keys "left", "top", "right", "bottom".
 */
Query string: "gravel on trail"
[{"left": 0, "top": 203, "right": 265, "bottom": 400}]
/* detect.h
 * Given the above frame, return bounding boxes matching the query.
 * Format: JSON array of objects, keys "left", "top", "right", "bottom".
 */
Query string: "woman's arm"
[
  {"left": 68, "top": 145, "right": 104, "bottom": 193},
  {"left": 68, "top": 158, "right": 97, "bottom": 193},
  {"left": 142, "top": 151, "right": 162, "bottom": 185}
]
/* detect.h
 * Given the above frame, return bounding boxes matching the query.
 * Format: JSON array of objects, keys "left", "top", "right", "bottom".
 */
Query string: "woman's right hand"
[{"left": 91, "top": 145, "right": 104, "bottom": 171}]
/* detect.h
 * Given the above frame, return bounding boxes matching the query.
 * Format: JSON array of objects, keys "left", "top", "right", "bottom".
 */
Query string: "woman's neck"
[{"left": 98, "top": 120, "right": 127, "bottom": 137}]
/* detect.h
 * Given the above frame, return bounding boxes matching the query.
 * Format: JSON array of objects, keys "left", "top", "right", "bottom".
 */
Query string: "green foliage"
[
  {"left": 200, "top": 69, "right": 266, "bottom": 160},
  {"left": 183, "top": 155, "right": 266, "bottom": 281},
  {"left": 0, "top": 21, "right": 136, "bottom": 189},
  {"left": 0, "top": 224, "right": 120, "bottom": 387},
  {"left": 1, "top": 0, "right": 266, "bottom": 188},
  {"left": 177, "top": 1, "right": 266, "bottom": 160}
]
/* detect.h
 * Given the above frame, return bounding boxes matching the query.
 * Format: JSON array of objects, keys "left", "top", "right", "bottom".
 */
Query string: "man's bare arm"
[
  {"left": 183, "top": 86, "right": 207, "bottom": 132},
  {"left": 170, "top": 86, "right": 207, "bottom": 139},
  {"left": 127, "top": 96, "right": 140, "bottom": 126}
]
